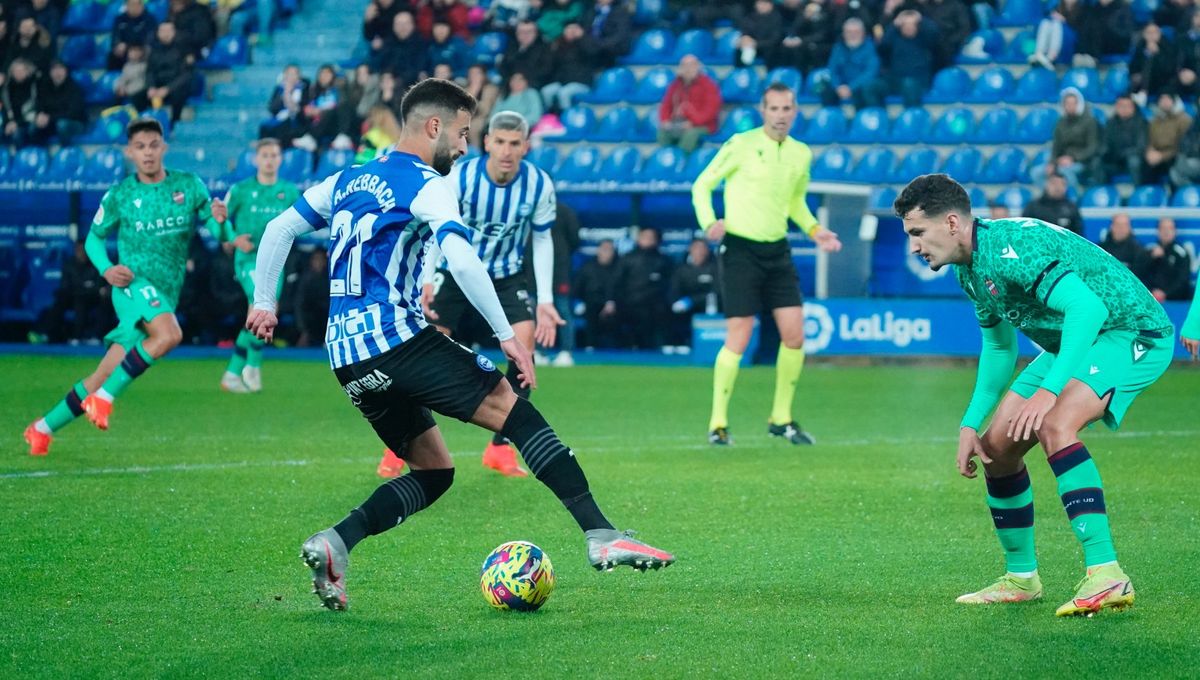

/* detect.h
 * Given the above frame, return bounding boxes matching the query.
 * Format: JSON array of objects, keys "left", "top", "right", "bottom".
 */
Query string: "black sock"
[
  {"left": 333, "top": 468, "right": 455, "bottom": 551},
  {"left": 492, "top": 362, "right": 531, "bottom": 446},
  {"left": 500, "top": 397, "right": 614, "bottom": 532}
]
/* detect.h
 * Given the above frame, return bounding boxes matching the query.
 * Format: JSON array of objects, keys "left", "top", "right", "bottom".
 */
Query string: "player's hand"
[
  {"left": 232, "top": 234, "right": 254, "bottom": 253},
  {"left": 1008, "top": 388, "right": 1056, "bottom": 442},
  {"left": 813, "top": 227, "right": 842, "bottom": 253},
  {"left": 103, "top": 264, "right": 134, "bottom": 288},
  {"left": 957, "top": 427, "right": 992, "bottom": 479},
  {"left": 421, "top": 283, "right": 438, "bottom": 320},
  {"left": 211, "top": 197, "right": 228, "bottom": 224},
  {"left": 534, "top": 302, "right": 566, "bottom": 349},
  {"left": 246, "top": 308, "right": 278, "bottom": 343},
  {"left": 1182, "top": 335, "right": 1199, "bottom": 360},
  {"left": 500, "top": 337, "right": 537, "bottom": 390},
  {"left": 706, "top": 219, "right": 726, "bottom": 242}
]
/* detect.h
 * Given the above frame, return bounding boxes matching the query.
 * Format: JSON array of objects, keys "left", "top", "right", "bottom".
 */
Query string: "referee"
[{"left": 691, "top": 82, "right": 842, "bottom": 446}]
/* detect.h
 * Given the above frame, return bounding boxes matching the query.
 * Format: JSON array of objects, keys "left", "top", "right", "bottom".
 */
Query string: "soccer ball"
[{"left": 480, "top": 541, "right": 555, "bottom": 611}]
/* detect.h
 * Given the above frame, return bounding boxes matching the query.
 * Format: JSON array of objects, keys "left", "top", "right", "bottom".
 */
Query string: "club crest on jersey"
[
  {"left": 517, "top": 202, "right": 533, "bottom": 218},
  {"left": 276, "top": 192, "right": 285, "bottom": 200},
  {"left": 985, "top": 279, "right": 998, "bottom": 296},
  {"left": 172, "top": 191, "right": 185, "bottom": 205},
  {"left": 476, "top": 355, "right": 496, "bottom": 372}
]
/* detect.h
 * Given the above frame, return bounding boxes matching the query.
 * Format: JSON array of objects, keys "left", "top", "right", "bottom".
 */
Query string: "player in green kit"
[
  {"left": 23, "top": 118, "right": 228, "bottom": 455},
  {"left": 895, "top": 174, "right": 1174, "bottom": 617},
  {"left": 217, "top": 138, "right": 301, "bottom": 393}
]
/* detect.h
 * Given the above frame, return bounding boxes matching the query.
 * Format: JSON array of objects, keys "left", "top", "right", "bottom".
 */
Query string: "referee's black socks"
[
  {"left": 333, "top": 468, "right": 455, "bottom": 551},
  {"left": 491, "top": 362, "right": 531, "bottom": 446},
  {"left": 500, "top": 397, "right": 615, "bottom": 532}
]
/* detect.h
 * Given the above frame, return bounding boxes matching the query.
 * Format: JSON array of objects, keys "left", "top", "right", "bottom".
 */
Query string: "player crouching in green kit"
[
  {"left": 24, "top": 118, "right": 229, "bottom": 454},
  {"left": 217, "top": 138, "right": 300, "bottom": 393},
  {"left": 895, "top": 174, "right": 1175, "bottom": 617}
]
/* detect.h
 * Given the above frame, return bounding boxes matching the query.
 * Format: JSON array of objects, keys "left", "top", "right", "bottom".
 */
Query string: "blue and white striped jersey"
[
  {"left": 449, "top": 157, "right": 557, "bottom": 279},
  {"left": 291, "top": 152, "right": 473, "bottom": 369}
]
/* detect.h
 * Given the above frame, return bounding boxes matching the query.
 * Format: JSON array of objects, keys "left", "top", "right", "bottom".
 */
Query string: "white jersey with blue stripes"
[
  {"left": 291, "top": 152, "right": 474, "bottom": 369},
  {"left": 449, "top": 157, "right": 556, "bottom": 279}
]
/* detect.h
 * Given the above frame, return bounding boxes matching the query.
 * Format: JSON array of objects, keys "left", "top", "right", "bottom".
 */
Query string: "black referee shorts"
[
  {"left": 429, "top": 269, "right": 535, "bottom": 334},
  {"left": 718, "top": 233, "right": 804, "bottom": 318},
  {"left": 333, "top": 327, "right": 504, "bottom": 456}
]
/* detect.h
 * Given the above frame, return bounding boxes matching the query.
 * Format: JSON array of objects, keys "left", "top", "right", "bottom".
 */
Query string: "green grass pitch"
[{"left": 3, "top": 355, "right": 1199, "bottom": 677}]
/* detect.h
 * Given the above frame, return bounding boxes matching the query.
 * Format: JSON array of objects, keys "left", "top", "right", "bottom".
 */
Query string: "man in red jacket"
[{"left": 657, "top": 54, "right": 723, "bottom": 153}]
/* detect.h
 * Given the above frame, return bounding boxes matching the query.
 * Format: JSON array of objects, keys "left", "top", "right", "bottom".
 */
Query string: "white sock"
[
  {"left": 1008, "top": 570, "right": 1037, "bottom": 578},
  {"left": 96, "top": 388, "right": 115, "bottom": 403},
  {"left": 34, "top": 418, "right": 52, "bottom": 435}
]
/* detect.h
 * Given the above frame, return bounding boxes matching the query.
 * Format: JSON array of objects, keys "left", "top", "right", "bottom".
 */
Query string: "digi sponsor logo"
[{"left": 325, "top": 307, "right": 379, "bottom": 344}]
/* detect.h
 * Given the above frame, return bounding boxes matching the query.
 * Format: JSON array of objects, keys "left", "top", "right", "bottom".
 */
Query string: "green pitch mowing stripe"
[{"left": 2, "top": 356, "right": 1199, "bottom": 678}]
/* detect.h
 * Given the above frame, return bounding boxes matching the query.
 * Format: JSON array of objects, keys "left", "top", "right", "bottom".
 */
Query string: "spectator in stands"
[
  {"left": 1030, "top": 4, "right": 1074, "bottom": 70},
  {"left": 169, "top": 0, "right": 217, "bottom": 62},
  {"left": 1032, "top": 87, "right": 1099, "bottom": 192},
  {"left": 537, "top": 0, "right": 584, "bottom": 42},
  {"left": 833, "top": 0, "right": 877, "bottom": 33},
  {"left": 668, "top": 237, "right": 719, "bottom": 347},
  {"left": 260, "top": 64, "right": 310, "bottom": 146},
  {"left": 816, "top": 18, "right": 881, "bottom": 110},
  {"left": 775, "top": 0, "right": 835, "bottom": 76},
  {"left": 1074, "top": 0, "right": 1133, "bottom": 68},
  {"left": 494, "top": 71, "right": 544, "bottom": 125},
  {"left": 108, "top": 0, "right": 158, "bottom": 70},
  {"left": 345, "top": 63, "right": 376, "bottom": 130},
  {"left": 657, "top": 54, "right": 721, "bottom": 154},
  {"left": 1153, "top": 0, "right": 1194, "bottom": 34},
  {"left": 876, "top": 9, "right": 939, "bottom": 109},
  {"left": 6, "top": 16, "right": 53, "bottom": 74},
  {"left": 1178, "top": 12, "right": 1200, "bottom": 98},
  {"left": 417, "top": 0, "right": 470, "bottom": 40},
  {"left": 355, "top": 104, "right": 402, "bottom": 162},
  {"left": 2, "top": 58, "right": 40, "bottom": 145},
  {"left": 1100, "top": 213, "right": 1149, "bottom": 282},
  {"left": 465, "top": 63, "right": 499, "bottom": 147},
  {"left": 364, "top": 0, "right": 403, "bottom": 60},
  {"left": 135, "top": 22, "right": 194, "bottom": 122},
  {"left": 426, "top": 19, "right": 467, "bottom": 74},
  {"left": 485, "top": 0, "right": 535, "bottom": 31},
  {"left": 575, "top": 238, "right": 620, "bottom": 349},
  {"left": 1143, "top": 93, "right": 1192, "bottom": 185},
  {"left": 380, "top": 10, "right": 428, "bottom": 88},
  {"left": 549, "top": 201, "right": 581, "bottom": 366},
  {"left": 1023, "top": 173, "right": 1084, "bottom": 236},
  {"left": 920, "top": 0, "right": 971, "bottom": 69},
  {"left": 1145, "top": 217, "right": 1193, "bottom": 301},
  {"left": 1170, "top": 112, "right": 1200, "bottom": 187},
  {"left": 988, "top": 200, "right": 1010, "bottom": 219},
  {"left": 295, "top": 65, "right": 354, "bottom": 152},
  {"left": 1130, "top": 24, "right": 1181, "bottom": 102},
  {"left": 583, "top": 0, "right": 633, "bottom": 68},
  {"left": 35, "top": 61, "right": 86, "bottom": 145},
  {"left": 500, "top": 20, "right": 552, "bottom": 88},
  {"left": 293, "top": 249, "right": 330, "bottom": 348},
  {"left": 115, "top": 44, "right": 149, "bottom": 101},
  {"left": 541, "top": 20, "right": 598, "bottom": 113},
  {"left": 227, "top": 0, "right": 277, "bottom": 46},
  {"left": 735, "top": 0, "right": 783, "bottom": 68},
  {"left": 613, "top": 227, "right": 672, "bottom": 350},
  {"left": 1095, "top": 94, "right": 1147, "bottom": 184},
  {"left": 358, "top": 69, "right": 403, "bottom": 120},
  {"left": 32, "top": 241, "right": 110, "bottom": 345}
]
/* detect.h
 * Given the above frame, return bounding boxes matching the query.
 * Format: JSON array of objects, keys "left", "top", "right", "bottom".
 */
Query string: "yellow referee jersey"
[{"left": 690, "top": 127, "right": 819, "bottom": 242}]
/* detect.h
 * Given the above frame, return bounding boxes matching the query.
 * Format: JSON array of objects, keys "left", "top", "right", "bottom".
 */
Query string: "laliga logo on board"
[
  {"left": 804, "top": 303, "right": 934, "bottom": 352},
  {"left": 804, "top": 303, "right": 835, "bottom": 353}
]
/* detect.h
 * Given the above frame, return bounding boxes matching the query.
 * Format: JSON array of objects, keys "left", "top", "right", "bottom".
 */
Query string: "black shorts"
[
  {"left": 718, "top": 233, "right": 803, "bottom": 317},
  {"left": 333, "top": 327, "right": 504, "bottom": 456},
  {"left": 429, "top": 269, "right": 534, "bottom": 333}
]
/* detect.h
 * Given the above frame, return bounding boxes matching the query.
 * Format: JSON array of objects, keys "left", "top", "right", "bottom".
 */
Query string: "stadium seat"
[
  {"left": 60, "top": 35, "right": 96, "bottom": 69},
  {"left": 930, "top": 107, "right": 974, "bottom": 144},
  {"left": 45, "top": 147, "right": 86, "bottom": 182},
  {"left": 638, "top": 146, "right": 686, "bottom": 183},
  {"left": 84, "top": 148, "right": 126, "bottom": 183},
  {"left": 962, "top": 67, "right": 1014, "bottom": 104},
  {"left": 890, "top": 147, "right": 939, "bottom": 184},
  {"left": 627, "top": 67, "right": 674, "bottom": 105},
  {"left": 579, "top": 67, "right": 635, "bottom": 104},
  {"left": 1061, "top": 67, "right": 1102, "bottom": 103},
  {"left": 713, "top": 30, "right": 741, "bottom": 64},
  {"left": 1081, "top": 185, "right": 1121, "bottom": 208},
  {"left": 199, "top": 35, "right": 249, "bottom": 69},
  {"left": 591, "top": 106, "right": 639, "bottom": 143},
  {"left": 62, "top": 0, "right": 104, "bottom": 34},
  {"left": 526, "top": 145, "right": 559, "bottom": 173},
  {"left": 802, "top": 107, "right": 847, "bottom": 145},
  {"left": 811, "top": 146, "right": 854, "bottom": 181},
  {"left": 556, "top": 145, "right": 601, "bottom": 183},
  {"left": 764, "top": 67, "right": 802, "bottom": 94},
  {"left": 0, "top": 147, "right": 11, "bottom": 180},
  {"left": 621, "top": 29, "right": 675, "bottom": 65},
  {"left": 850, "top": 146, "right": 896, "bottom": 184},
  {"left": 798, "top": 68, "right": 830, "bottom": 103},
  {"left": 1012, "top": 106, "right": 1059, "bottom": 144},
  {"left": 976, "top": 146, "right": 1026, "bottom": 184},
  {"left": 869, "top": 186, "right": 898, "bottom": 212},
  {"left": 232, "top": 149, "right": 257, "bottom": 179},
  {"left": 957, "top": 29, "right": 1005, "bottom": 64},
  {"left": 280, "top": 148, "right": 313, "bottom": 183},
  {"left": 788, "top": 111, "right": 808, "bottom": 139},
  {"left": 845, "top": 107, "right": 889, "bottom": 144},
  {"left": 558, "top": 105, "right": 596, "bottom": 142},
  {"left": 1019, "top": 148, "right": 1051, "bottom": 183},
  {"left": 995, "top": 0, "right": 1043, "bottom": 27},
  {"left": 997, "top": 186, "right": 1033, "bottom": 212},
  {"left": 720, "top": 67, "right": 761, "bottom": 104},
  {"left": 713, "top": 106, "right": 762, "bottom": 142},
  {"left": 1009, "top": 68, "right": 1058, "bottom": 104},
  {"left": 683, "top": 147, "right": 718, "bottom": 180},
  {"left": 673, "top": 29, "right": 714, "bottom": 60},
  {"left": 939, "top": 147, "right": 982, "bottom": 183},
  {"left": 85, "top": 71, "right": 121, "bottom": 105},
  {"left": 1103, "top": 66, "right": 1130, "bottom": 102},
  {"left": 11, "top": 148, "right": 49, "bottom": 181},
  {"left": 628, "top": 111, "right": 657, "bottom": 143},
  {"left": 101, "top": 0, "right": 125, "bottom": 28},
  {"left": 598, "top": 147, "right": 641, "bottom": 183},
  {"left": 924, "top": 67, "right": 972, "bottom": 104},
  {"left": 317, "top": 149, "right": 354, "bottom": 177},
  {"left": 471, "top": 32, "right": 507, "bottom": 66},
  {"left": 999, "top": 29, "right": 1036, "bottom": 64},
  {"left": 1171, "top": 185, "right": 1200, "bottom": 207},
  {"left": 887, "top": 107, "right": 931, "bottom": 143},
  {"left": 633, "top": 0, "right": 665, "bottom": 26},
  {"left": 1129, "top": 185, "right": 1167, "bottom": 207},
  {"left": 967, "top": 186, "right": 988, "bottom": 208},
  {"left": 971, "top": 106, "right": 1017, "bottom": 144},
  {"left": 139, "top": 107, "right": 171, "bottom": 138}
]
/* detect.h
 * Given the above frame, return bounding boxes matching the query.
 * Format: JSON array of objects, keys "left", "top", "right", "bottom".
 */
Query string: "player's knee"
[
  {"left": 1035, "top": 418, "right": 1076, "bottom": 454},
  {"left": 781, "top": 336, "right": 804, "bottom": 350}
]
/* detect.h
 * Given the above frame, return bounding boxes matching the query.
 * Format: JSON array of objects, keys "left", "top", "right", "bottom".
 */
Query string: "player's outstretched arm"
[{"left": 246, "top": 207, "right": 317, "bottom": 342}]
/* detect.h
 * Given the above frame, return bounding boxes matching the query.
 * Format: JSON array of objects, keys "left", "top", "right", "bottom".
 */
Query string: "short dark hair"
[
  {"left": 255, "top": 137, "right": 282, "bottom": 151},
  {"left": 763, "top": 81, "right": 795, "bottom": 99},
  {"left": 126, "top": 117, "right": 164, "bottom": 140},
  {"left": 400, "top": 77, "right": 477, "bottom": 125},
  {"left": 893, "top": 173, "right": 972, "bottom": 219}
]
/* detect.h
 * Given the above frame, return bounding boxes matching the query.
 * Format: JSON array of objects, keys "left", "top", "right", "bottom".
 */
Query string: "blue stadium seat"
[
  {"left": 802, "top": 107, "right": 847, "bottom": 145},
  {"left": 887, "top": 107, "right": 931, "bottom": 143},
  {"left": 317, "top": 149, "right": 354, "bottom": 177},
  {"left": 811, "top": 146, "right": 854, "bottom": 181},
  {"left": 967, "top": 186, "right": 988, "bottom": 208},
  {"left": 1019, "top": 148, "right": 1051, "bottom": 183},
  {"left": 591, "top": 106, "right": 639, "bottom": 142},
  {"left": 764, "top": 67, "right": 802, "bottom": 94},
  {"left": 930, "top": 107, "right": 975, "bottom": 144},
  {"left": 890, "top": 147, "right": 938, "bottom": 184},
  {"left": 1081, "top": 185, "right": 1121, "bottom": 208},
  {"left": 85, "top": 71, "right": 121, "bottom": 105},
  {"left": 526, "top": 145, "right": 559, "bottom": 172},
  {"left": 46, "top": 147, "right": 86, "bottom": 182},
  {"left": 21, "top": 241, "right": 70, "bottom": 316},
  {"left": 788, "top": 111, "right": 807, "bottom": 139},
  {"left": 673, "top": 29, "right": 714, "bottom": 60},
  {"left": 713, "top": 106, "right": 762, "bottom": 142},
  {"left": 1171, "top": 185, "right": 1200, "bottom": 207},
  {"left": 1104, "top": 66, "right": 1130, "bottom": 102},
  {"left": 579, "top": 67, "right": 635, "bottom": 104},
  {"left": 84, "top": 148, "right": 126, "bottom": 183},
  {"left": 12, "top": 148, "right": 49, "bottom": 180},
  {"left": 720, "top": 67, "right": 761, "bottom": 104},
  {"left": 598, "top": 147, "right": 641, "bottom": 183},
  {"left": 957, "top": 30, "right": 1005, "bottom": 64},
  {"left": 925, "top": 67, "right": 972, "bottom": 104},
  {"left": 963, "top": 67, "right": 1014, "bottom": 104},
  {"left": 976, "top": 146, "right": 1026, "bottom": 184},
  {"left": 850, "top": 146, "right": 896, "bottom": 184},
  {"left": 0, "top": 148, "right": 11, "bottom": 180},
  {"left": 1009, "top": 68, "right": 1058, "bottom": 104},
  {"left": 471, "top": 32, "right": 507, "bottom": 66},
  {"left": 621, "top": 29, "right": 675, "bottom": 65},
  {"left": 844, "top": 107, "right": 889, "bottom": 144},
  {"left": 995, "top": 0, "right": 1043, "bottom": 27},
  {"left": 971, "top": 107, "right": 1017, "bottom": 144},
  {"left": 62, "top": 0, "right": 103, "bottom": 34},
  {"left": 634, "top": 0, "right": 665, "bottom": 26},
  {"left": 60, "top": 35, "right": 96, "bottom": 69},
  {"left": 280, "top": 148, "right": 313, "bottom": 183},
  {"left": 558, "top": 106, "right": 597, "bottom": 142},
  {"left": 627, "top": 67, "right": 674, "bottom": 105},
  {"left": 199, "top": 35, "right": 249, "bottom": 69},
  {"left": 556, "top": 145, "right": 601, "bottom": 183},
  {"left": 138, "top": 107, "right": 171, "bottom": 138},
  {"left": 999, "top": 29, "right": 1036, "bottom": 64},
  {"left": 1012, "top": 106, "right": 1059, "bottom": 144},
  {"left": 1129, "top": 185, "right": 1167, "bottom": 207},
  {"left": 102, "top": 0, "right": 125, "bottom": 28},
  {"left": 996, "top": 186, "right": 1033, "bottom": 212},
  {"left": 638, "top": 146, "right": 686, "bottom": 183},
  {"left": 939, "top": 147, "right": 982, "bottom": 183},
  {"left": 628, "top": 111, "right": 657, "bottom": 143},
  {"left": 232, "top": 149, "right": 257, "bottom": 179},
  {"left": 683, "top": 147, "right": 718, "bottom": 180},
  {"left": 713, "top": 30, "right": 741, "bottom": 64},
  {"left": 869, "top": 186, "right": 898, "bottom": 212},
  {"left": 798, "top": 68, "right": 830, "bottom": 103},
  {"left": 1061, "top": 67, "right": 1102, "bottom": 103}
]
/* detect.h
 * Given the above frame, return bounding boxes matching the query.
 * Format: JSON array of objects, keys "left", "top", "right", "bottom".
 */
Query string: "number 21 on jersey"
[{"left": 329, "top": 210, "right": 377, "bottom": 297}]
